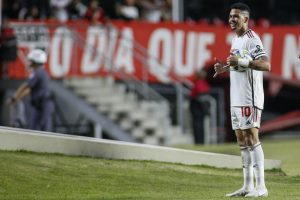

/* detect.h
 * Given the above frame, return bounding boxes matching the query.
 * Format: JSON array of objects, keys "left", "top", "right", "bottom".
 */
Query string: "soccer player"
[{"left": 214, "top": 3, "right": 270, "bottom": 198}]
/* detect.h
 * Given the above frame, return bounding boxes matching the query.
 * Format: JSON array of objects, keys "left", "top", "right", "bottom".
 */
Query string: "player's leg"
[
  {"left": 226, "top": 107, "right": 254, "bottom": 197},
  {"left": 243, "top": 127, "right": 268, "bottom": 197},
  {"left": 226, "top": 129, "right": 254, "bottom": 197},
  {"left": 238, "top": 130, "right": 255, "bottom": 192}
]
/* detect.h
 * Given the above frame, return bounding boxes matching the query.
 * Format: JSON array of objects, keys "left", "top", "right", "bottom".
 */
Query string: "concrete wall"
[{"left": 0, "top": 126, "right": 281, "bottom": 169}]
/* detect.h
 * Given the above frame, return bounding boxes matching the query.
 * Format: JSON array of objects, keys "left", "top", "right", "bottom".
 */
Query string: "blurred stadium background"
[{"left": 1, "top": 0, "right": 300, "bottom": 146}]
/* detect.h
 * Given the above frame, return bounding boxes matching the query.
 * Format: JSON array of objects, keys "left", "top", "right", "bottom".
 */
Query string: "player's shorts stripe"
[{"left": 254, "top": 107, "right": 257, "bottom": 122}]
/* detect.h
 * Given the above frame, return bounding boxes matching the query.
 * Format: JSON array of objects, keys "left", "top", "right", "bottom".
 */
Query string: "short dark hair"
[{"left": 230, "top": 2, "right": 251, "bottom": 15}]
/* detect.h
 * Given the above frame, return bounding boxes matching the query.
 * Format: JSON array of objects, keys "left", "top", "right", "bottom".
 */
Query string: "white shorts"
[{"left": 231, "top": 106, "right": 262, "bottom": 130}]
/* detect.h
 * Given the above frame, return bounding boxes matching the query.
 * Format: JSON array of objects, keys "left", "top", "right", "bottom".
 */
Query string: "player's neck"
[{"left": 236, "top": 26, "right": 249, "bottom": 37}]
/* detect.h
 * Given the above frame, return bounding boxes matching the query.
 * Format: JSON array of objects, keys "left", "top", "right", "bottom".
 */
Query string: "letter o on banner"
[{"left": 50, "top": 27, "right": 73, "bottom": 78}]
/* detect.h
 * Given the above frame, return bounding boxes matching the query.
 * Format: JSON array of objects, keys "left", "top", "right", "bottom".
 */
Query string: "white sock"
[
  {"left": 250, "top": 143, "right": 267, "bottom": 189},
  {"left": 240, "top": 145, "right": 254, "bottom": 190}
]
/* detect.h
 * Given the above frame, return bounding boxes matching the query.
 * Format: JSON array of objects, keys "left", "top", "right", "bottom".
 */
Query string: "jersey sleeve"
[{"left": 248, "top": 38, "right": 266, "bottom": 60}]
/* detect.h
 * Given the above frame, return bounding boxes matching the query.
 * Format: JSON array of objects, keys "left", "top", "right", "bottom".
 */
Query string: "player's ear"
[{"left": 244, "top": 16, "right": 249, "bottom": 23}]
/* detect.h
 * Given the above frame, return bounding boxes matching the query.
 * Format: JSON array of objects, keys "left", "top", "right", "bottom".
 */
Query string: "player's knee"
[
  {"left": 244, "top": 135, "right": 254, "bottom": 146},
  {"left": 236, "top": 135, "right": 245, "bottom": 146}
]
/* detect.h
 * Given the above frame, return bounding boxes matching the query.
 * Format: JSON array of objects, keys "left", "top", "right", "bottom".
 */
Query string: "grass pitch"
[
  {"left": 0, "top": 139, "right": 299, "bottom": 200},
  {"left": 178, "top": 138, "right": 300, "bottom": 176}
]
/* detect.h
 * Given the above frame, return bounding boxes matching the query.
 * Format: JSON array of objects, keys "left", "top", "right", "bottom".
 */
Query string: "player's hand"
[
  {"left": 226, "top": 55, "right": 238, "bottom": 66},
  {"left": 213, "top": 58, "right": 229, "bottom": 78},
  {"left": 6, "top": 96, "right": 16, "bottom": 106}
]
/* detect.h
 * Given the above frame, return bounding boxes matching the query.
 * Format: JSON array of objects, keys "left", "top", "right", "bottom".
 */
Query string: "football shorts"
[{"left": 231, "top": 106, "right": 262, "bottom": 130}]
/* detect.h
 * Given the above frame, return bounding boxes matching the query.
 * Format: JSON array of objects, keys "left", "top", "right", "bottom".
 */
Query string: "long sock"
[
  {"left": 240, "top": 145, "right": 254, "bottom": 190},
  {"left": 250, "top": 142, "right": 266, "bottom": 189}
]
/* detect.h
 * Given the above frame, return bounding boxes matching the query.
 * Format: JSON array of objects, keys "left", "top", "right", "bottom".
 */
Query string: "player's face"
[{"left": 229, "top": 9, "right": 247, "bottom": 32}]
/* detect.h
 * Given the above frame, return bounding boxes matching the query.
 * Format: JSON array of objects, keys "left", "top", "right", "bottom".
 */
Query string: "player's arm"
[
  {"left": 227, "top": 55, "right": 270, "bottom": 71},
  {"left": 246, "top": 37, "right": 271, "bottom": 71},
  {"left": 248, "top": 56, "right": 270, "bottom": 71}
]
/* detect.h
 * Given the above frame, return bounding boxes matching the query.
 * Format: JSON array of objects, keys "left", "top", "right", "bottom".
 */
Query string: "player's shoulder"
[
  {"left": 243, "top": 29, "right": 260, "bottom": 39},
  {"left": 243, "top": 29, "right": 264, "bottom": 48}
]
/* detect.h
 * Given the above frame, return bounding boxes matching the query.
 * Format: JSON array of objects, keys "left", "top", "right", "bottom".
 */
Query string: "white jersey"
[{"left": 230, "top": 29, "right": 266, "bottom": 109}]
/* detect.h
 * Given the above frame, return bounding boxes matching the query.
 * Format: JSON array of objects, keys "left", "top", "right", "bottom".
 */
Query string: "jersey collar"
[{"left": 239, "top": 29, "right": 252, "bottom": 37}]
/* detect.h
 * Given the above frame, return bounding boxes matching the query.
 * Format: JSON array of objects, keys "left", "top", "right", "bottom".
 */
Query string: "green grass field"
[
  {"left": 178, "top": 138, "right": 300, "bottom": 176},
  {"left": 0, "top": 139, "right": 299, "bottom": 200}
]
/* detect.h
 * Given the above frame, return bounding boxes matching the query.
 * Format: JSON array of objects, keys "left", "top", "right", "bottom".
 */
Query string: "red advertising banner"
[{"left": 8, "top": 20, "right": 300, "bottom": 83}]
